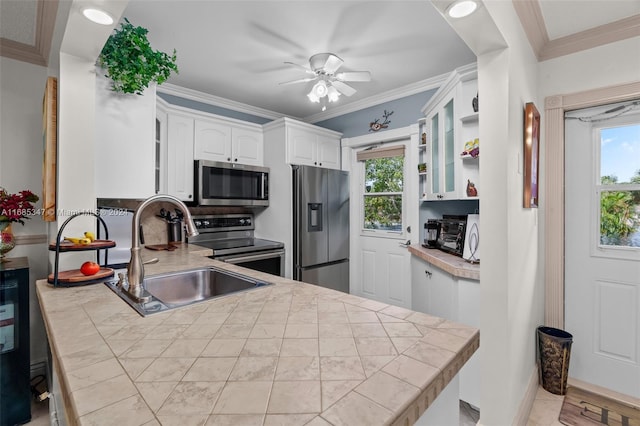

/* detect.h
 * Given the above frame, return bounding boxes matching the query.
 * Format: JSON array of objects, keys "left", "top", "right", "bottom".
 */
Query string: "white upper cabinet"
[
  {"left": 421, "top": 65, "right": 479, "bottom": 201},
  {"left": 287, "top": 123, "right": 341, "bottom": 169},
  {"left": 95, "top": 73, "right": 156, "bottom": 199},
  {"left": 194, "top": 118, "right": 263, "bottom": 166}
]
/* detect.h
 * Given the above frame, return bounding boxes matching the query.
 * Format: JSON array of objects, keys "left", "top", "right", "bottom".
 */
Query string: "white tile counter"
[{"left": 37, "top": 245, "right": 478, "bottom": 425}]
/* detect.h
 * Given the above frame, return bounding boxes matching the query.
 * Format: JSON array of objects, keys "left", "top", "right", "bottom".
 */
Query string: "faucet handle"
[
  {"left": 143, "top": 257, "right": 159, "bottom": 265},
  {"left": 116, "top": 273, "right": 126, "bottom": 290}
]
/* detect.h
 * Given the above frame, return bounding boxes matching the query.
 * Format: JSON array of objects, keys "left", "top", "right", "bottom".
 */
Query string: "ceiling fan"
[{"left": 280, "top": 53, "right": 371, "bottom": 106}]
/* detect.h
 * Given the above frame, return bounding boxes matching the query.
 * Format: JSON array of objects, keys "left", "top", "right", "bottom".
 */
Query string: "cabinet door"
[
  {"left": 167, "top": 114, "right": 194, "bottom": 201},
  {"left": 95, "top": 73, "right": 155, "bottom": 198},
  {"left": 232, "top": 127, "right": 263, "bottom": 166},
  {"left": 442, "top": 98, "right": 457, "bottom": 200},
  {"left": 288, "top": 127, "right": 317, "bottom": 166},
  {"left": 194, "top": 119, "right": 232, "bottom": 162},
  {"left": 155, "top": 108, "right": 167, "bottom": 194},
  {"left": 316, "top": 135, "right": 341, "bottom": 169}
]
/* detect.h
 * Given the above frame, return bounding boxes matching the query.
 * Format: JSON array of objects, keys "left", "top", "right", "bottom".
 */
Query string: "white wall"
[
  {"left": 0, "top": 56, "right": 51, "bottom": 367},
  {"left": 539, "top": 37, "right": 640, "bottom": 100},
  {"left": 469, "top": 2, "right": 545, "bottom": 424}
]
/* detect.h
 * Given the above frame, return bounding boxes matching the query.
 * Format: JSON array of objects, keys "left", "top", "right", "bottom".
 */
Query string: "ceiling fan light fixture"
[
  {"left": 312, "top": 80, "right": 328, "bottom": 98},
  {"left": 82, "top": 7, "right": 114, "bottom": 25},
  {"left": 446, "top": 0, "right": 478, "bottom": 18},
  {"left": 307, "top": 90, "right": 320, "bottom": 103},
  {"left": 327, "top": 85, "right": 340, "bottom": 102}
]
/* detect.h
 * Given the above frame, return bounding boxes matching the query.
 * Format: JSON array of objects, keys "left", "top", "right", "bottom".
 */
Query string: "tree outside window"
[{"left": 363, "top": 156, "right": 403, "bottom": 231}]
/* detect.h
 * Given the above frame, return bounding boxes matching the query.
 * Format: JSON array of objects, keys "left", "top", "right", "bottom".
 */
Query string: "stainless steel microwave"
[{"left": 195, "top": 160, "right": 269, "bottom": 207}]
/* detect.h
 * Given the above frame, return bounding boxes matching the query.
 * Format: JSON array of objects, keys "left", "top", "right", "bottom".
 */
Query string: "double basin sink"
[{"left": 105, "top": 266, "right": 272, "bottom": 316}]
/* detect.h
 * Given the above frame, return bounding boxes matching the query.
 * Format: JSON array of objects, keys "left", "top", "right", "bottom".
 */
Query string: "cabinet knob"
[
  {"left": 188, "top": 194, "right": 192, "bottom": 199},
  {"left": 234, "top": 158, "right": 238, "bottom": 162},
  {"left": 319, "top": 163, "right": 322, "bottom": 166},
  {"left": 314, "top": 162, "right": 317, "bottom": 165},
  {"left": 227, "top": 157, "right": 231, "bottom": 161}
]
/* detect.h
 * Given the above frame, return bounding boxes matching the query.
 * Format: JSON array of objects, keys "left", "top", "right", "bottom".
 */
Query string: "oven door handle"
[{"left": 219, "top": 250, "right": 284, "bottom": 264}]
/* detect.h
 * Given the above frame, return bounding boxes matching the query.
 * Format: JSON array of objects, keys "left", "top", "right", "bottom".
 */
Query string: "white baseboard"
[{"left": 512, "top": 368, "right": 539, "bottom": 425}]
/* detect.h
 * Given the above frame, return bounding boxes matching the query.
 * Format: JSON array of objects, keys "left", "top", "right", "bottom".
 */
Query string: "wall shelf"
[{"left": 460, "top": 112, "right": 479, "bottom": 124}]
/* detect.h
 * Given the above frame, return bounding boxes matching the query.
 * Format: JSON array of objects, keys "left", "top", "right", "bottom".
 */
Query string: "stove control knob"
[
  {"left": 194, "top": 220, "right": 202, "bottom": 228},
  {"left": 203, "top": 220, "right": 210, "bottom": 227},
  {"left": 245, "top": 218, "right": 252, "bottom": 226},
  {"left": 239, "top": 219, "right": 246, "bottom": 225}
]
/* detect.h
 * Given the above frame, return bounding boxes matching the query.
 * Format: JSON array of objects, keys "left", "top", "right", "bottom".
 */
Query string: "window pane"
[
  {"left": 444, "top": 99, "right": 455, "bottom": 192},
  {"left": 600, "top": 190, "right": 640, "bottom": 247},
  {"left": 365, "top": 156, "right": 404, "bottom": 192},
  {"left": 364, "top": 195, "right": 402, "bottom": 231},
  {"left": 600, "top": 124, "right": 640, "bottom": 184},
  {"left": 431, "top": 114, "right": 440, "bottom": 193}
]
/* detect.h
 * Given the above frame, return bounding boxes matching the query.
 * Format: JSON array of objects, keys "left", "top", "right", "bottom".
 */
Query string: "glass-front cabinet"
[
  {"left": 425, "top": 97, "right": 457, "bottom": 200},
  {"left": 420, "top": 65, "right": 479, "bottom": 201}
]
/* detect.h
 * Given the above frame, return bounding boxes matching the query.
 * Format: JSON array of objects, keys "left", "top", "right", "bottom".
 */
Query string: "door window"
[
  {"left": 596, "top": 122, "right": 640, "bottom": 250},
  {"left": 357, "top": 144, "right": 405, "bottom": 234}
]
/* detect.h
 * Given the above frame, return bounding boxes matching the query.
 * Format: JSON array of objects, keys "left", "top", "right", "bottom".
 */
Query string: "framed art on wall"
[
  {"left": 523, "top": 102, "right": 540, "bottom": 208},
  {"left": 42, "top": 76, "right": 57, "bottom": 221}
]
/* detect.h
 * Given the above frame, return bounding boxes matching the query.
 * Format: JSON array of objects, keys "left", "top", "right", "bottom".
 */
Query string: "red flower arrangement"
[{"left": 0, "top": 187, "right": 39, "bottom": 225}]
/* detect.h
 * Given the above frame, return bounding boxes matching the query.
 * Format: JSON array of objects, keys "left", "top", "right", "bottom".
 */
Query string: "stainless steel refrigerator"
[{"left": 292, "top": 165, "right": 349, "bottom": 293}]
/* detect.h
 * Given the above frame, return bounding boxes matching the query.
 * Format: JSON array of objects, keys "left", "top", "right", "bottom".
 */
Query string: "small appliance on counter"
[
  {"left": 462, "top": 214, "right": 480, "bottom": 263},
  {"left": 422, "top": 219, "right": 440, "bottom": 248},
  {"left": 436, "top": 215, "right": 467, "bottom": 257}
]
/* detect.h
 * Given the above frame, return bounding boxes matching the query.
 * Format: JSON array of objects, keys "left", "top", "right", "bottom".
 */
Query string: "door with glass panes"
[{"left": 565, "top": 101, "right": 640, "bottom": 398}]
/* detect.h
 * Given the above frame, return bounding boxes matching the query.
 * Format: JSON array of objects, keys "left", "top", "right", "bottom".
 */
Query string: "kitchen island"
[{"left": 37, "top": 245, "right": 479, "bottom": 425}]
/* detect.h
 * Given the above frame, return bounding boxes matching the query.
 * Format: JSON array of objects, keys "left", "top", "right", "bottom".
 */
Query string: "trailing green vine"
[{"left": 98, "top": 18, "right": 178, "bottom": 95}]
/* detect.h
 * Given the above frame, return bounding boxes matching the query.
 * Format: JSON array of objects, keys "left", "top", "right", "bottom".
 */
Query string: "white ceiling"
[
  {"left": 121, "top": 1, "right": 476, "bottom": 120},
  {"left": 1, "top": 0, "right": 639, "bottom": 121}
]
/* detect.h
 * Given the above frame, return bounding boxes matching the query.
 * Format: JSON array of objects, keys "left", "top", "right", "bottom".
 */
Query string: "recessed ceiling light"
[
  {"left": 446, "top": 0, "right": 478, "bottom": 18},
  {"left": 82, "top": 8, "right": 114, "bottom": 25}
]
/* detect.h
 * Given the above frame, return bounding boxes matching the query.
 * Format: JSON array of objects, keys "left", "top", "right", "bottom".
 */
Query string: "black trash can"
[{"left": 537, "top": 326, "right": 573, "bottom": 395}]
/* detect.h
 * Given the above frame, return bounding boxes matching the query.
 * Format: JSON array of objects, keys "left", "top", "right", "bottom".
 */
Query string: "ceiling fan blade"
[
  {"left": 335, "top": 71, "right": 371, "bottom": 82},
  {"left": 332, "top": 80, "right": 357, "bottom": 97},
  {"left": 323, "top": 54, "right": 344, "bottom": 74},
  {"left": 284, "top": 61, "right": 316, "bottom": 75},
  {"left": 279, "top": 77, "right": 317, "bottom": 86}
]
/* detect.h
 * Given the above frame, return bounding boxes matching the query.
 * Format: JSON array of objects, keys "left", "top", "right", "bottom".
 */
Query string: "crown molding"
[
  {"left": 0, "top": 0, "right": 58, "bottom": 67},
  {"left": 156, "top": 83, "right": 288, "bottom": 121},
  {"left": 303, "top": 70, "right": 454, "bottom": 124},
  {"left": 158, "top": 68, "right": 455, "bottom": 126},
  {"left": 513, "top": 0, "right": 640, "bottom": 62},
  {"left": 512, "top": 0, "right": 548, "bottom": 60},
  {"left": 540, "top": 14, "right": 640, "bottom": 61}
]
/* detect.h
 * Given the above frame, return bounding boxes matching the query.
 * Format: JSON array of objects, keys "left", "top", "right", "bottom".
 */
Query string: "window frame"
[
  {"left": 591, "top": 115, "right": 640, "bottom": 261},
  {"left": 358, "top": 142, "right": 408, "bottom": 239}
]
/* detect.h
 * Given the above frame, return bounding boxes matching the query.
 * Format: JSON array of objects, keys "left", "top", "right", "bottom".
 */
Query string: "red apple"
[{"left": 80, "top": 261, "right": 100, "bottom": 276}]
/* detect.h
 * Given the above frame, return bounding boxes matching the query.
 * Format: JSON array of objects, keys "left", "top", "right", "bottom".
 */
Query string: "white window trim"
[{"left": 356, "top": 141, "right": 408, "bottom": 240}]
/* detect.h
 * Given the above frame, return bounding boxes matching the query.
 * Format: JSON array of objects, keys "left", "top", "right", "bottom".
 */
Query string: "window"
[
  {"left": 358, "top": 145, "right": 405, "bottom": 232},
  {"left": 597, "top": 123, "right": 640, "bottom": 248}
]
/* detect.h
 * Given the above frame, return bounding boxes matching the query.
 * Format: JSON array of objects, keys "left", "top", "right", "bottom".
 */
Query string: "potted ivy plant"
[{"left": 98, "top": 18, "right": 178, "bottom": 95}]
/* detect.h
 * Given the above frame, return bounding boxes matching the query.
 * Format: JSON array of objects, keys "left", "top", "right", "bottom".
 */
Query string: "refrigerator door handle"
[{"left": 307, "top": 203, "right": 323, "bottom": 232}]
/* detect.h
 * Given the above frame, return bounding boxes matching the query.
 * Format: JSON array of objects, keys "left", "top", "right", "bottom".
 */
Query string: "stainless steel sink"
[{"left": 105, "top": 266, "right": 272, "bottom": 316}]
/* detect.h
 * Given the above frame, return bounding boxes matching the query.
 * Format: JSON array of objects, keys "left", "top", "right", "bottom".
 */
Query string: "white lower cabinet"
[
  {"left": 167, "top": 113, "right": 194, "bottom": 201},
  {"left": 411, "top": 255, "right": 481, "bottom": 410}
]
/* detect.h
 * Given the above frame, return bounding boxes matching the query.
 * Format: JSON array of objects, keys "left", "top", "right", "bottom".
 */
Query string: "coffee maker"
[{"left": 422, "top": 220, "right": 440, "bottom": 248}]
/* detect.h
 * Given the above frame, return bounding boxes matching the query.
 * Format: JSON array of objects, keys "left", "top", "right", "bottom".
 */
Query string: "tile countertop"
[
  {"left": 37, "top": 244, "right": 479, "bottom": 426},
  {"left": 408, "top": 245, "right": 480, "bottom": 281}
]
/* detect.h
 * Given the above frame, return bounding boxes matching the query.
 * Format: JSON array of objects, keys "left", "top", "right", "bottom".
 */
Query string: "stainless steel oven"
[{"left": 187, "top": 214, "right": 284, "bottom": 277}]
